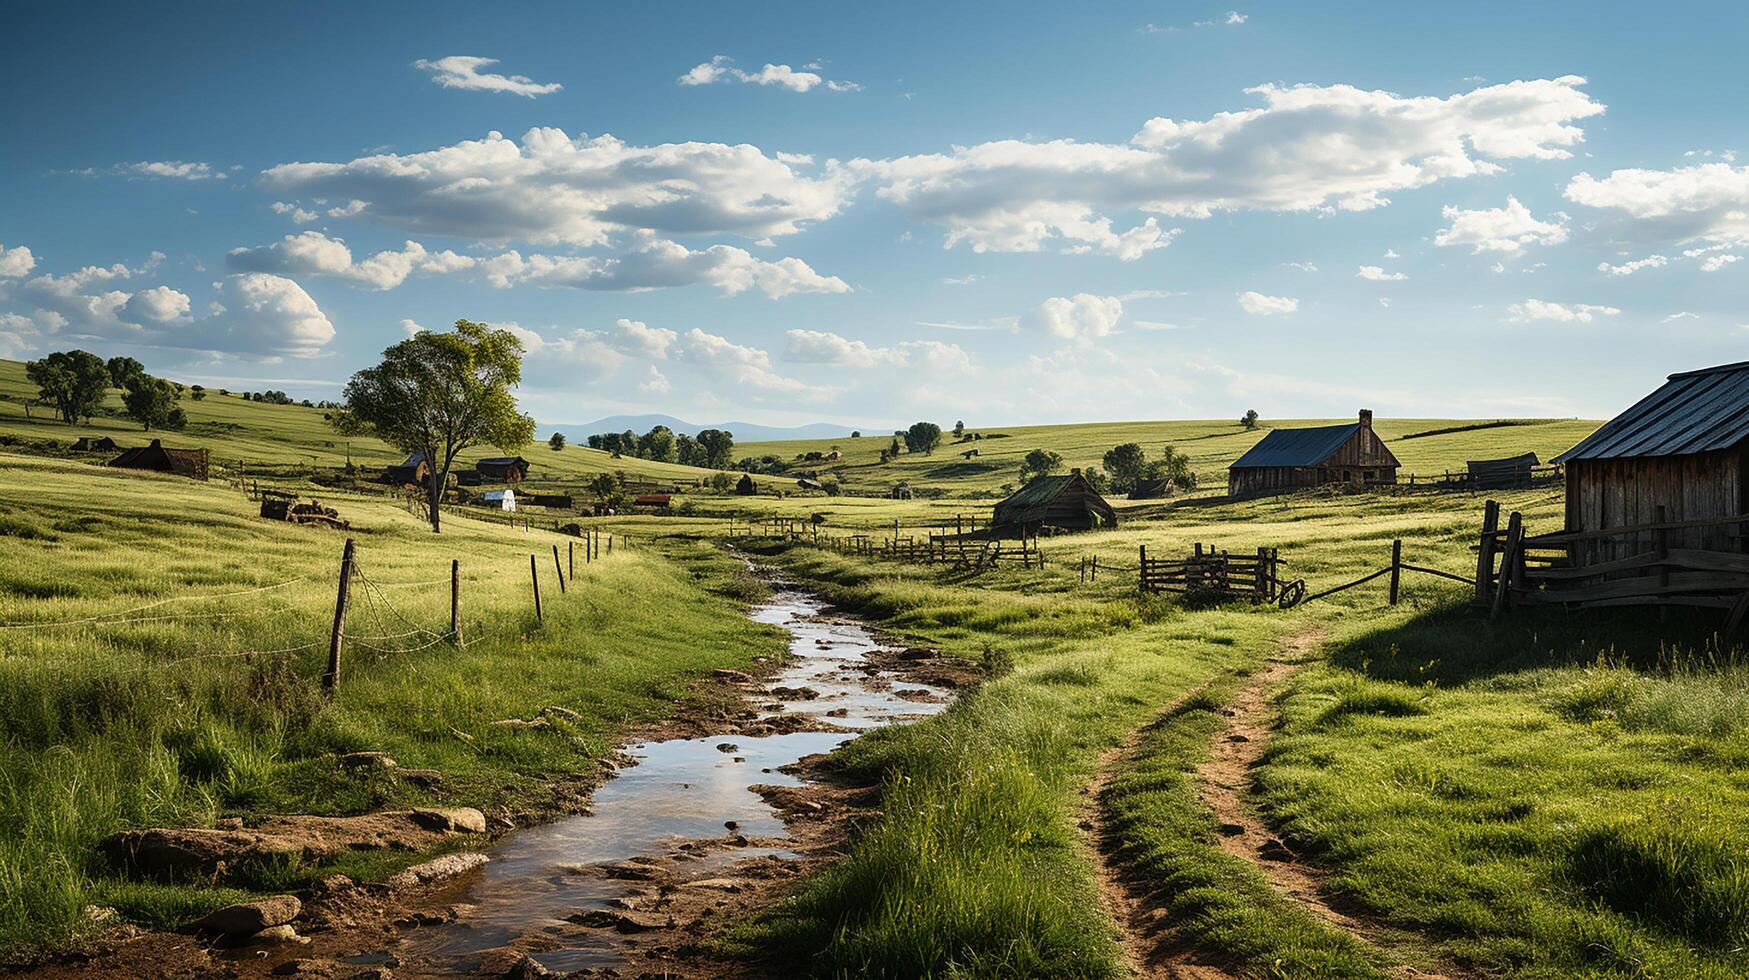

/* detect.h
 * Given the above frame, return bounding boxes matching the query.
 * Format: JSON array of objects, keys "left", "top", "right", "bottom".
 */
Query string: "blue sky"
[{"left": 2, "top": 1, "right": 1745, "bottom": 429}]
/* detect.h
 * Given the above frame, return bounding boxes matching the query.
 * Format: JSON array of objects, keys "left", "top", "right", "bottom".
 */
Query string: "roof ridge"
[{"left": 1669, "top": 360, "right": 1749, "bottom": 379}]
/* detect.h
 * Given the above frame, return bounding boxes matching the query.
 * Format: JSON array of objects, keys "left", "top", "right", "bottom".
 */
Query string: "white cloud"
[
  {"left": 1283, "top": 261, "right": 1318, "bottom": 272},
  {"left": 399, "top": 318, "right": 424, "bottom": 336},
  {"left": 677, "top": 55, "right": 859, "bottom": 93},
  {"left": 1132, "top": 320, "right": 1184, "bottom": 330},
  {"left": 1507, "top": 299, "right": 1621, "bottom": 323},
  {"left": 413, "top": 56, "right": 562, "bottom": 97},
  {"left": 0, "top": 312, "right": 39, "bottom": 358},
  {"left": 479, "top": 239, "right": 850, "bottom": 297},
  {"left": 261, "top": 128, "right": 854, "bottom": 247},
  {"left": 1564, "top": 163, "right": 1749, "bottom": 245},
  {"left": 272, "top": 201, "right": 318, "bottom": 224},
  {"left": 1237, "top": 291, "right": 1298, "bottom": 315},
  {"left": 206, "top": 274, "right": 336, "bottom": 357},
  {"left": 1383, "top": 248, "right": 1401, "bottom": 258},
  {"left": 0, "top": 243, "right": 36, "bottom": 278},
  {"left": 942, "top": 274, "right": 981, "bottom": 286},
  {"left": 227, "top": 231, "right": 473, "bottom": 291},
  {"left": 674, "top": 328, "right": 821, "bottom": 398},
  {"left": 326, "top": 199, "right": 368, "bottom": 218},
  {"left": 120, "top": 285, "right": 192, "bottom": 324},
  {"left": 899, "top": 339, "right": 972, "bottom": 374},
  {"left": 608, "top": 318, "right": 677, "bottom": 359},
  {"left": 638, "top": 365, "right": 671, "bottom": 395},
  {"left": 1701, "top": 254, "right": 1742, "bottom": 272},
  {"left": 783, "top": 329, "right": 908, "bottom": 368},
  {"left": 1021, "top": 293, "right": 1124, "bottom": 339},
  {"left": 1663, "top": 311, "right": 1700, "bottom": 322},
  {"left": 1356, "top": 265, "right": 1407, "bottom": 281},
  {"left": 860, "top": 77, "right": 1602, "bottom": 258},
  {"left": 1597, "top": 254, "right": 1668, "bottom": 276},
  {"left": 1433, "top": 196, "right": 1568, "bottom": 253},
  {"left": 79, "top": 161, "right": 224, "bottom": 181}
]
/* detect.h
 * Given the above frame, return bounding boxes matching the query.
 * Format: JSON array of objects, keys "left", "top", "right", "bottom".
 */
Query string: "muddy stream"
[{"left": 365, "top": 586, "right": 951, "bottom": 976}]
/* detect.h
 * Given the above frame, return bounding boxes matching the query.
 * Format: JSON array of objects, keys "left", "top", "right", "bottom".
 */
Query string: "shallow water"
[{"left": 394, "top": 589, "right": 950, "bottom": 974}]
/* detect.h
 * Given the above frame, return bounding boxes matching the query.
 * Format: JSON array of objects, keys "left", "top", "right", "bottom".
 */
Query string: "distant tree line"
[{"left": 586, "top": 425, "right": 734, "bottom": 468}]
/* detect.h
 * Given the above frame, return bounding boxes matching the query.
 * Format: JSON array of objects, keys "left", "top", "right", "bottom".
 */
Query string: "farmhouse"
[
  {"left": 991, "top": 469, "right": 1116, "bottom": 532},
  {"left": 383, "top": 452, "right": 430, "bottom": 487},
  {"left": 1227, "top": 410, "right": 1398, "bottom": 498},
  {"left": 107, "top": 439, "right": 208, "bottom": 481},
  {"left": 1467, "top": 452, "right": 1539, "bottom": 491},
  {"left": 1553, "top": 361, "right": 1749, "bottom": 563},
  {"left": 480, "top": 489, "right": 516, "bottom": 511},
  {"left": 476, "top": 456, "right": 530, "bottom": 483},
  {"left": 71, "top": 436, "right": 118, "bottom": 452}
]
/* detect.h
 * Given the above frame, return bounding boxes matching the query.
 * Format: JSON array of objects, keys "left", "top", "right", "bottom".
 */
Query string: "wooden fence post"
[
  {"left": 450, "top": 558, "right": 462, "bottom": 645},
  {"left": 1654, "top": 505, "right": 1669, "bottom": 622},
  {"left": 1475, "top": 500, "right": 1499, "bottom": 605},
  {"left": 1490, "top": 511, "right": 1522, "bottom": 622},
  {"left": 568, "top": 541, "right": 574, "bottom": 578},
  {"left": 607, "top": 534, "right": 613, "bottom": 555},
  {"left": 552, "top": 544, "right": 567, "bottom": 594},
  {"left": 530, "top": 554, "right": 543, "bottom": 623},
  {"left": 1092, "top": 554, "right": 1099, "bottom": 582},
  {"left": 1138, "top": 544, "right": 1147, "bottom": 594},
  {"left": 325, "top": 538, "right": 355, "bottom": 691},
  {"left": 1255, "top": 546, "right": 1268, "bottom": 603},
  {"left": 1389, "top": 539, "right": 1402, "bottom": 605}
]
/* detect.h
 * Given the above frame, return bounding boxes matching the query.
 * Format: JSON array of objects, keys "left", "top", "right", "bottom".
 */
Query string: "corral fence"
[
  {"left": 1138, "top": 544, "right": 1296, "bottom": 605},
  {"left": 1400, "top": 462, "right": 1564, "bottom": 493},
  {"left": 1477, "top": 500, "right": 1749, "bottom": 631}
]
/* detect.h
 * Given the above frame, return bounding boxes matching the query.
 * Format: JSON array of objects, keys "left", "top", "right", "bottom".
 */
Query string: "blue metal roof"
[
  {"left": 1554, "top": 361, "right": 1749, "bottom": 462},
  {"left": 1230, "top": 423, "right": 1361, "bottom": 469}
]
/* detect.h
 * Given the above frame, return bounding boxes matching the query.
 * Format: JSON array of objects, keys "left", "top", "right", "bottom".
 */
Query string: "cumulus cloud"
[
  {"left": 261, "top": 128, "right": 854, "bottom": 247},
  {"left": 120, "top": 285, "right": 192, "bottom": 324},
  {"left": 1237, "top": 291, "right": 1297, "bottom": 315},
  {"left": 859, "top": 77, "right": 1602, "bottom": 258},
  {"left": 1701, "top": 254, "right": 1742, "bottom": 272},
  {"left": 77, "top": 160, "right": 225, "bottom": 181},
  {"left": 1564, "top": 163, "right": 1749, "bottom": 245},
  {"left": 783, "top": 329, "right": 907, "bottom": 367},
  {"left": 1507, "top": 299, "right": 1620, "bottom": 323},
  {"left": 272, "top": 201, "right": 318, "bottom": 224},
  {"left": 1021, "top": 293, "right": 1124, "bottom": 339},
  {"left": 0, "top": 243, "right": 36, "bottom": 278},
  {"left": 1356, "top": 265, "right": 1407, "bottom": 281},
  {"left": 413, "top": 56, "right": 562, "bottom": 97},
  {"left": 678, "top": 55, "right": 859, "bottom": 93},
  {"left": 674, "top": 328, "right": 821, "bottom": 398},
  {"left": 638, "top": 365, "right": 672, "bottom": 395},
  {"left": 205, "top": 274, "right": 336, "bottom": 357},
  {"left": 1434, "top": 197, "right": 1569, "bottom": 253},
  {"left": 1597, "top": 254, "right": 1668, "bottom": 276},
  {"left": 0, "top": 313, "right": 40, "bottom": 358},
  {"left": 608, "top": 318, "right": 677, "bottom": 359},
  {"left": 227, "top": 231, "right": 474, "bottom": 291}
]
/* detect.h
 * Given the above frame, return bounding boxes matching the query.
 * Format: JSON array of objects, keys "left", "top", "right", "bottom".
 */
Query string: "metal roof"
[
  {"left": 1553, "top": 361, "right": 1749, "bottom": 462},
  {"left": 1230, "top": 423, "right": 1361, "bottom": 469}
]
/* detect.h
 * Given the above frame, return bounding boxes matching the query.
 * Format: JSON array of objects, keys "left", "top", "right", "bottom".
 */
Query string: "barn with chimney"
[{"left": 1228, "top": 410, "right": 1398, "bottom": 498}]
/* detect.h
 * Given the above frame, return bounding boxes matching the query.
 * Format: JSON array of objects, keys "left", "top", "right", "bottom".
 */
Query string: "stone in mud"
[
  {"left": 247, "top": 923, "right": 309, "bottom": 945},
  {"left": 475, "top": 947, "right": 552, "bottom": 978},
  {"left": 102, "top": 827, "right": 303, "bottom": 882},
  {"left": 566, "top": 909, "right": 673, "bottom": 933},
  {"left": 768, "top": 686, "right": 819, "bottom": 700},
  {"left": 271, "top": 958, "right": 334, "bottom": 975},
  {"left": 723, "top": 820, "right": 739, "bottom": 832},
  {"left": 824, "top": 707, "right": 849, "bottom": 717},
  {"left": 410, "top": 807, "right": 488, "bottom": 834},
  {"left": 388, "top": 852, "right": 489, "bottom": 890},
  {"left": 194, "top": 895, "right": 301, "bottom": 935},
  {"left": 681, "top": 877, "right": 744, "bottom": 893},
  {"left": 898, "top": 647, "right": 937, "bottom": 660},
  {"left": 711, "top": 668, "right": 752, "bottom": 683},
  {"left": 714, "top": 742, "right": 739, "bottom": 754}
]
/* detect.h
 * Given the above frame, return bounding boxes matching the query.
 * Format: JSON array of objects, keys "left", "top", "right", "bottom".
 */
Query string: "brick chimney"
[{"left": 1358, "top": 409, "right": 1373, "bottom": 429}]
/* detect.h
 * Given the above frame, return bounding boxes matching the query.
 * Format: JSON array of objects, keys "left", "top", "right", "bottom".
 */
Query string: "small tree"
[
  {"left": 1144, "top": 445, "right": 1199, "bottom": 492},
  {"left": 953, "top": 420, "right": 965, "bottom": 438},
  {"left": 123, "top": 375, "right": 182, "bottom": 430},
  {"left": 707, "top": 471, "right": 736, "bottom": 492},
  {"left": 887, "top": 435, "right": 902, "bottom": 459},
  {"left": 1102, "top": 442, "right": 1147, "bottom": 490},
  {"left": 905, "top": 421, "right": 943, "bottom": 454},
  {"left": 26, "top": 350, "right": 110, "bottom": 423},
  {"left": 587, "top": 472, "right": 621, "bottom": 509},
  {"left": 1241, "top": 409, "right": 1260, "bottom": 430},
  {"left": 696, "top": 428, "right": 735, "bottom": 469},
  {"left": 850, "top": 430, "right": 861, "bottom": 438},
  {"left": 190, "top": 385, "right": 206, "bottom": 401},
  {"left": 548, "top": 432, "right": 567, "bottom": 451},
  {"left": 333, "top": 320, "right": 534, "bottom": 533},
  {"left": 1018, "top": 448, "right": 1064, "bottom": 483}
]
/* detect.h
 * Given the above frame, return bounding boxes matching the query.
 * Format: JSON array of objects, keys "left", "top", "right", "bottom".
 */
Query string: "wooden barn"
[
  {"left": 383, "top": 452, "right": 431, "bottom": 487},
  {"left": 476, "top": 456, "right": 530, "bottom": 483},
  {"left": 1467, "top": 452, "right": 1538, "bottom": 491},
  {"left": 1227, "top": 410, "right": 1398, "bottom": 498},
  {"left": 108, "top": 439, "right": 208, "bottom": 481},
  {"left": 991, "top": 469, "right": 1117, "bottom": 533},
  {"left": 1129, "top": 478, "right": 1171, "bottom": 500},
  {"left": 1553, "top": 361, "right": 1749, "bottom": 564},
  {"left": 72, "top": 436, "right": 118, "bottom": 452},
  {"left": 633, "top": 493, "right": 672, "bottom": 511}
]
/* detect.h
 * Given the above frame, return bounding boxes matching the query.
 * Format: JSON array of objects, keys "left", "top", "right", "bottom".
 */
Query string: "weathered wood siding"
[
  {"left": 1565, "top": 448, "right": 1745, "bottom": 563},
  {"left": 1227, "top": 427, "right": 1399, "bottom": 498}
]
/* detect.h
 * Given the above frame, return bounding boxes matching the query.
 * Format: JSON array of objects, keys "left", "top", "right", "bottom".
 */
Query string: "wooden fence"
[
  {"left": 1138, "top": 544, "right": 1292, "bottom": 605},
  {"left": 1400, "top": 463, "right": 1563, "bottom": 493},
  {"left": 1477, "top": 501, "right": 1749, "bottom": 627}
]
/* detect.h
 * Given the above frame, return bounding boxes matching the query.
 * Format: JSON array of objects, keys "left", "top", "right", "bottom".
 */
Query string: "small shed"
[
  {"left": 480, "top": 489, "right": 516, "bottom": 511},
  {"left": 823, "top": 450, "right": 843, "bottom": 461},
  {"left": 634, "top": 493, "right": 672, "bottom": 510},
  {"left": 108, "top": 439, "right": 209, "bottom": 481},
  {"left": 736, "top": 475, "right": 758, "bottom": 496},
  {"left": 72, "top": 436, "right": 119, "bottom": 452},
  {"left": 476, "top": 456, "right": 530, "bottom": 483},
  {"left": 1553, "top": 361, "right": 1749, "bottom": 563},
  {"left": 796, "top": 478, "right": 825, "bottom": 491},
  {"left": 1466, "top": 452, "right": 1539, "bottom": 491},
  {"left": 889, "top": 484, "right": 914, "bottom": 500},
  {"left": 1228, "top": 410, "right": 1399, "bottom": 498},
  {"left": 992, "top": 469, "right": 1117, "bottom": 532},
  {"left": 384, "top": 452, "right": 431, "bottom": 487},
  {"left": 530, "top": 493, "right": 573, "bottom": 509},
  {"left": 1129, "top": 478, "right": 1171, "bottom": 500}
]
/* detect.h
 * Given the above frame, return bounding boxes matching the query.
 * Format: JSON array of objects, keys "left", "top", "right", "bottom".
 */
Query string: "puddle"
[{"left": 385, "top": 588, "right": 950, "bottom": 974}]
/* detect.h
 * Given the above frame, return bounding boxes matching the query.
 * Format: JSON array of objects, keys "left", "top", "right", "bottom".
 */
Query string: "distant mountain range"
[{"left": 549, "top": 414, "right": 866, "bottom": 444}]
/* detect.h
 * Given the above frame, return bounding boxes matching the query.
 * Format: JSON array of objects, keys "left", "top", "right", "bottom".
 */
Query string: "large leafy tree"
[
  {"left": 25, "top": 350, "right": 110, "bottom": 423},
  {"left": 106, "top": 356, "right": 146, "bottom": 390},
  {"left": 1018, "top": 448, "right": 1064, "bottom": 484},
  {"left": 123, "top": 375, "right": 185, "bottom": 431},
  {"left": 334, "top": 320, "right": 535, "bottom": 533},
  {"left": 1102, "top": 442, "right": 1147, "bottom": 490},
  {"left": 695, "top": 428, "right": 734, "bottom": 469},
  {"left": 1144, "top": 445, "right": 1199, "bottom": 492},
  {"left": 904, "top": 421, "right": 943, "bottom": 454},
  {"left": 638, "top": 424, "right": 676, "bottom": 462}
]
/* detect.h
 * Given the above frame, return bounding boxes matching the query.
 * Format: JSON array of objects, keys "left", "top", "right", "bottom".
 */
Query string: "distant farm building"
[
  {"left": 1129, "top": 478, "right": 1171, "bottom": 500},
  {"left": 480, "top": 489, "right": 516, "bottom": 511},
  {"left": 1228, "top": 410, "right": 1399, "bottom": 498},
  {"left": 633, "top": 493, "right": 672, "bottom": 511},
  {"left": 476, "top": 456, "right": 530, "bottom": 484},
  {"left": 992, "top": 469, "right": 1117, "bottom": 533},
  {"left": 796, "top": 477, "right": 825, "bottom": 491},
  {"left": 72, "top": 436, "right": 118, "bottom": 452},
  {"left": 1553, "top": 361, "right": 1749, "bottom": 564},
  {"left": 108, "top": 439, "right": 208, "bottom": 481},
  {"left": 736, "top": 474, "right": 758, "bottom": 496},
  {"left": 383, "top": 452, "right": 431, "bottom": 487},
  {"left": 530, "top": 493, "right": 573, "bottom": 509},
  {"left": 889, "top": 484, "right": 914, "bottom": 500},
  {"left": 1467, "top": 452, "right": 1539, "bottom": 491},
  {"left": 823, "top": 450, "right": 843, "bottom": 461}
]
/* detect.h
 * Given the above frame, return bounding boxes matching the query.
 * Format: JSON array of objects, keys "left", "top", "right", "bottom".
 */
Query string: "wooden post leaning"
[
  {"left": 450, "top": 558, "right": 462, "bottom": 645},
  {"left": 530, "top": 554, "right": 544, "bottom": 624},
  {"left": 325, "top": 538, "right": 355, "bottom": 691}
]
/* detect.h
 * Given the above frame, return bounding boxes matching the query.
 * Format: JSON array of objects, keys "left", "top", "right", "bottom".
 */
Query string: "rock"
[
  {"left": 339, "top": 752, "right": 398, "bottom": 769},
  {"left": 475, "top": 947, "right": 552, "bottom": 978},
  {"left": 410, "top": 807, "right": 488, "bottom": 834},
  {"left": 710, "top": 669, "right": 752, "bottom": 683},
  {"left": 1225, "top": 734, "right": 1250, "bottom": 743},
  {"left": 102, "top": 827, "right": 303, "bottom": 882},
  {"left": 398, "top": 769, "right": 444, "bottom": 789},
  {"left": 388, "top": 852, "right": 489, "bottom": 890},
  {"left": 898, "top": 647, "right": 937, "bottom": 660},
  {"left": 82, "top": 905, "right": 118, "bottom": 925},
  {"left": 214, "top": 816, "right": 244, "bottom": 830},
  {"left": 249, "top": 923, "right": 309, "bottom": 945},
  {"left": 681, "top": 878, "right": 743, "bottom": 893},
  {"left": 714, "top": 743, "right": 738, "bottom": 754},
  {"left": 824, "top": 707, "right": 849, "bottom": 717},
  {"left": 566, "top": 909, "right": 673, "bottom": 933},
  {"left": 348, "top": 970, "right": 395, "bottom": 980},
  {"left": 768, "top": 686, "right": 819, "bottom": 700},
  {"left": 194, "top": 895, "right": 302, "bottom": 936},
  {"left": 272, "top": 958, "right": 335, "bottom": 975},
  {"left": 723, "top": 820, "right": 739, "bottom": 832},
  {"left": 317, "top": 873, "right": 356, "bottom": 895}
]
